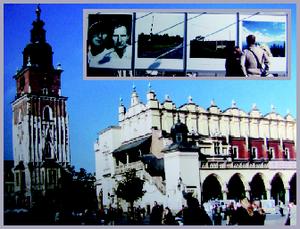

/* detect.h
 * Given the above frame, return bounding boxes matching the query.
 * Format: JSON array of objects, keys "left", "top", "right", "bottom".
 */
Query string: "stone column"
[
  {"left": 222, "top": 191, "right": 227, "bottom": 200},
  {"left": 245, "top": 190, "right": 250, "bottom": 199},
  {"left": 126, "top": 153, "right": 129, "bottom": 164},
  {"left": 222, "top": 183, "right": 228, "bottom": 200},
  {"left": 266, "top": 189, "right": 271, "bottom": 200},
  {"left": 285, "top": 187, "right": 290, "bottom": 204}
]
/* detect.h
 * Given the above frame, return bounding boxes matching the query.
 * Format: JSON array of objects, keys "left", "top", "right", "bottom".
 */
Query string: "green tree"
[
  {"left": 115, "top": 169, "right": 145, "bottom": 216},
  {"left": 58, "top": 166, "right": 97, "bottom": 212}
]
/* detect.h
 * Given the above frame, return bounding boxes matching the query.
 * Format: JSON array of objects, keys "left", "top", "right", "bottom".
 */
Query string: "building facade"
[
  {"left": 95, "top": 85, "right": 296, "bottom": 213},
  {"left": 11, "top": 6, "right": 70, "bottom": 207}
]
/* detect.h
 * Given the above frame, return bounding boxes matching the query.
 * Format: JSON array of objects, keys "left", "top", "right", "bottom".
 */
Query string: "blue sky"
[
  {"left": 3, "top": 3, "right": 297, "bottom": 173},
  {"left": 243, "top": 21, "right": 286, "bottom": 43}
]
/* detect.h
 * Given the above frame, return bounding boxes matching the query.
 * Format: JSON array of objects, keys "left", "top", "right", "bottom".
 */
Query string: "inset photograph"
[
  {"left": 86, "top": 13, "right": 133, "bottom": 76},
  {"left": 135, "top": 13, "right": 184, "bottom": 75},
  {"left": 84, "top": 11, "right": 289, "bottom": 78},
  {"left": 240, "top": 13, "right": 287, "bottom": 76}
]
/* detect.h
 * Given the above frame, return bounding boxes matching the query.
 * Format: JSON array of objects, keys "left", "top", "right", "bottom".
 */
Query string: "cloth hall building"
[{"left": 95, "top": 86, "right": 296, "bottom": 213}]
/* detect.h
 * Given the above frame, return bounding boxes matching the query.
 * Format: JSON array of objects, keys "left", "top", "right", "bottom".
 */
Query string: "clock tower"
[{"left": 12, "top": 5, "right": 70, "bottom": 207}]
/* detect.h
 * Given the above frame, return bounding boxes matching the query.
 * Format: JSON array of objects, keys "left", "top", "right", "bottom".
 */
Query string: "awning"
[{"left": 113, "top": 135, "right": 152, "bottom": 156}]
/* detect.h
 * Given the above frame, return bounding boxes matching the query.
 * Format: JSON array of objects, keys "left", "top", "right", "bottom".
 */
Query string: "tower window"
[
  {"left": 18, "top": 109, "right": 22, "bottom": 124},
  {"left": 42, "top": 88, "right": 48, "bottom": 95},
  {"left": 214, "top": 142, "right": 220, "bottom": 155},
  {"left": 176, "top": 133, "right": 183, "bottom": 143},
  {"left": 251, "top": 147, "right": 258, "bottom": 159},
  {"left": 41, "top": 171, "right": 44, "bottom": 185},
  {"left": 284, "top": 148, "right": 290, "bottom": 159},
  {"left": 43, "top": 106, "right": 53, "bottom": 121},
  {"left": 19, "top": 77, "right": 25, "bottom": 91},
  {"left": 48, "top": 170, "right": 57, "bottom": 184},
  {"left": 15, "top": 172, "right": 20, "bottom": 186},
  {"left": 269, "top": 147, "right": 275, "bottom": 159},
  {"left": 232, "top": 146, "right": 238, "bottom": 159}
]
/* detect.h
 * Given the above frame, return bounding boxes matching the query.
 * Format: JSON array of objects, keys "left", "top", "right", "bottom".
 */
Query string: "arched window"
[
  {"left": 251, "top": 147, "right": 258, "bottom": 159},
  {"left": 284, "top": 148, "right": 290, "bottom": 159},
  {"left": 43, "top": 106, "right": 53, "bottom": 121},
  {"left": 18, "top": 109, "right": 22, "bottom": 124},
  {"left": 232, "top": 146, "right": 239, "bottom": 159},
  {"left": 269, "top": 147, "right": 275, "bottom": 160}
]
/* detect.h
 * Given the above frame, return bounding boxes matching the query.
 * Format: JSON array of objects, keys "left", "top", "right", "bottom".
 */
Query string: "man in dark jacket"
[{"left": 183, "top": 196, "right": 212, "bottom": 225}]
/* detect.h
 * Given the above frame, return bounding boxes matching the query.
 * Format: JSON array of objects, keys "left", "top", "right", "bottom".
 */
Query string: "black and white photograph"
[
  {"left": 135, "top": 12, "right": 185, "bottom": 74},
  {"left": 86, "top": 13, "right": 133, "bottom": 76}
]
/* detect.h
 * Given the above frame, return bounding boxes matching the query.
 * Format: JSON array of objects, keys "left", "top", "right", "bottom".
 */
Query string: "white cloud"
[{"left": 242, "top": 27, "right": 285, "bottom": 43}]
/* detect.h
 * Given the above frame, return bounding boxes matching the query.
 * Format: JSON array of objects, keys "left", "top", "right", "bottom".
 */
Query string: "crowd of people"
[
  {"left": 5, "top": 197, "right": 296, "bottom": 225},
  {"left": 148, "top": 197, "right": 267, "bottom": 225},
  {"left": 226, "top": 34, "right": 271, "bottom": 77}
]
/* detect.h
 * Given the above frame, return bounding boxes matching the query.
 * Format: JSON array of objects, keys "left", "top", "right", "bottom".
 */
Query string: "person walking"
[
  {"left": 162, "top": 207, "right": 175, "bottom": 225},
  {"left": 182, "top": 196, "right": 212, "bottom": 225},
  {"left": 150, "top": 201, "right": 163, "bottom": 225},
  {"left": 278, "top": 200, "right": 285, "bottom": 216}
]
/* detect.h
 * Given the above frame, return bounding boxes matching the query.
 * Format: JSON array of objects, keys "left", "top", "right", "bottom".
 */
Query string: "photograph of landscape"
[
  {"left": 136, "top": 13, "right": 184, "bottom": 59},
  {"left": 241, "top": 20, "right": 286, "bottom": 57},
  {"left": 188, "top": 13, "right": 236, "bottom": 59}
]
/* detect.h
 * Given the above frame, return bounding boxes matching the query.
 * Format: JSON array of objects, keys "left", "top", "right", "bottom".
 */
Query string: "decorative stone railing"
[
  {"left": 200, "top": 160, "right": 269, "bottom": 169},
  {"left": 115, "top": 161, "right": 144, "bottom": 174},
  {"left": 268, "top": 160, "right": 297, "bottom": 169},
  {"left": 200, "top": 159, "right": 296, "bottom": 170}
]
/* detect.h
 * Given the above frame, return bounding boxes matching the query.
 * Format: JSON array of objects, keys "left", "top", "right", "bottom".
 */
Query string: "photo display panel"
[
  {"left": 135, "top": 12, "right": 185, "bottom": 74},
  {"left": 186, "top": 13, "right": 237, "bottom": 75},
  {"left": 86, "top": 13, "right": 134, "bottom": 76},
  {"left": 239, "top": 13, "right": 287, "bottom": 75},
  {"left": 84, "top": 10, "right": 289, "bottom": 78}
]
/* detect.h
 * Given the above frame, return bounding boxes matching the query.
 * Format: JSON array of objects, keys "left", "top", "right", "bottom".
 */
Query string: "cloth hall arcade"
[{"left": 95, "top": 86, "right": 296, "bottom": 212}]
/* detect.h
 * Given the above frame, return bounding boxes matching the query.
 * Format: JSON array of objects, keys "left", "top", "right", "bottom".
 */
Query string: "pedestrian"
[
  {"left": 278, "top": 200, "right": 285, "bottom": 216},
  {"left": 213, "top": 204, "right": 222, "bottom": 225},
  {"left": 150, "top": 201, "right": 163, "bottom": 225},
  {"left": 225, "top": 45, "right": 245, "bottom": 76},
  {"left": 54, "top": 210, "right": 60, "bottom": 224},
  {"left": 286, "top": 201, "right": 296, "bottom": 225},
  {"left": 252, "top": 201, "right": 266, "bottom": 225},
  {"left": 225, "top": 202, "right": 235, "bottom": 225},
  {"left": 241, "top": 34, "right": 270, "bottom": 77},
  {"left": 234, "top": 198, "right": 253, "bottom": 225},
  {"left": 82, "top": 209, "right": 93, "bottom": 225},
  {"left": 182, "top": 196, "right": 212, "bottom": 225},
  {"left": 289, "top": 202, "right": 297, "bottom": 226},
  {"left": 162, "top": 207, "right": 175, "bottom": 225},
  {"left": 116, "top": 206, "right": 123, "bottom": 224},
  {"left": 135, "top": 206, "right": 143, "bottom": 224}
]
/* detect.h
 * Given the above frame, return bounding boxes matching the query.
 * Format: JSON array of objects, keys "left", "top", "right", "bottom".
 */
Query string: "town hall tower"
[{"left": 12, "top": 5, "right": 70, "bottom": 206}]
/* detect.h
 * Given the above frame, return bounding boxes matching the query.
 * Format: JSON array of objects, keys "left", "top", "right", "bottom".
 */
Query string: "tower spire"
[
  {"left": 31, "top": 4, "right": 46, "bottom": 43},
  {"left": 36, "top": 4, "right": 41, "bottom": 21},
  {"left": 22, "top": 5, "right": 54, "bottom": 69}
]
